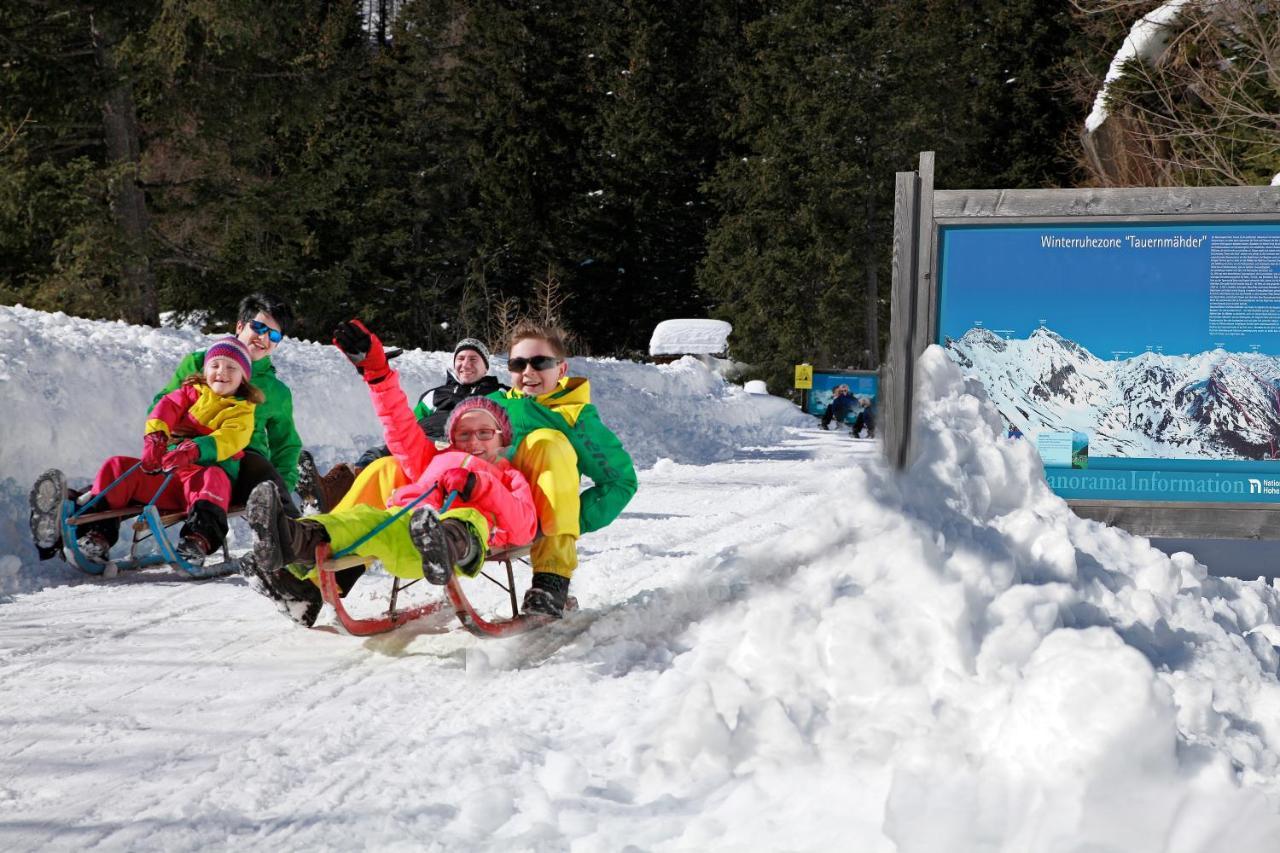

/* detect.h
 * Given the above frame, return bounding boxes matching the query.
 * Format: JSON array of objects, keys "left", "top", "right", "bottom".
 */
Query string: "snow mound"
[{"left": 529, "top": 346, "right": 1280, "bottom": 850}]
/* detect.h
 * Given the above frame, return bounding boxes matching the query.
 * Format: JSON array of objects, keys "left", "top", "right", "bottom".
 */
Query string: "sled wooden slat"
[{"left": 69, "top": 505, "right": 244, "bottom": 528}]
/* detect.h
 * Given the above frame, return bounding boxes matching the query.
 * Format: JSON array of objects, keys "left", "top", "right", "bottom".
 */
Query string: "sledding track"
[{"left": 0, "top": 433, "right": 869, "bottom": 852}]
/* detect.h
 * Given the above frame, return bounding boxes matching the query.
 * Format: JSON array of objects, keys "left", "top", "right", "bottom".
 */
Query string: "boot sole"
[
  {"left": 240, "top": 556, "right": 320, "bottom": 627},
  {"left": 245, "top": 482, "right": 286, "bottom": 573},
  {"left": 296, "top": 451, "right": 323, "bottom": 512},
  {"left": 409, "top": 507, "right": 451, "bottom": 585},
  {"left": 29, "top": 468, "right": 67, "bottom": 549}
]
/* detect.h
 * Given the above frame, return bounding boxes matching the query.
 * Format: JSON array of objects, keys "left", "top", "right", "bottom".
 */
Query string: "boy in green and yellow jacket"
[{"left": 490, "top": 320, "right": 637, "bottom": 617}]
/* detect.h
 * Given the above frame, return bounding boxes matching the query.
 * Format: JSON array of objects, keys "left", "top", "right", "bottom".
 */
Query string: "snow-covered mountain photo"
[{"left": 945, "top": 326, "right": 1280, "bottom": 460}]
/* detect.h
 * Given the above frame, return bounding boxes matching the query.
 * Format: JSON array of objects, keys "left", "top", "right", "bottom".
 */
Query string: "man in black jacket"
[{"left": 297, "top": 337, "right": 508, "bottom": 511}]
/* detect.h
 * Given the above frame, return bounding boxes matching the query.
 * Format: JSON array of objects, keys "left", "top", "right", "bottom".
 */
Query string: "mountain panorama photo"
[{"left": 945, "top": 326, "right": 1280, "bottom": 462}]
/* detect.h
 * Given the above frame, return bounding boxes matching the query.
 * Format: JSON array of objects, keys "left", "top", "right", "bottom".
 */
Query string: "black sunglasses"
[
  {"left": 508, "top": 355, "right": 561, "bottom": 372},
  {"left": 248, "top": 319, "right": 283, "bottom": 343}
]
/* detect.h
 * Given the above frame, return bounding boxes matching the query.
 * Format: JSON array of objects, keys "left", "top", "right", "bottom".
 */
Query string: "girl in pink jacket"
[{"left": 241, "top": 321, "right": 538, "bottom": 627}]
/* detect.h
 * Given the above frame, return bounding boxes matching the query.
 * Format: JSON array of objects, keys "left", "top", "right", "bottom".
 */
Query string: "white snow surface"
[
  {"left": 648, "top": 318, "right": 732, "bottom": 356},
  {"left": 2, "top": 306, "right": 1280, "bottom": 851}
]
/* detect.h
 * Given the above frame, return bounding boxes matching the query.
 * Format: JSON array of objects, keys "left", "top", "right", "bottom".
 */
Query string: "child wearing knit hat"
[
  {"left": 29, "top": 336, "right": 265, "bottom": 569},
  {"left": 241, "top": 321, "right": 537, "bottom": 627}
]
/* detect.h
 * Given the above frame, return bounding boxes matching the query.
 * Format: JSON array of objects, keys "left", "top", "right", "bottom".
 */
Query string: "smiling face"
[
  {"left": 235, "top": 311, "right": 282, "bottom": 362},
  {"left": 453, "top": 348, "right": 486, "bottom": 385},
  {"left": 204, "top": 355, "right": 247, "bottom": 397},
  {"left": 450, "top": 410, "right": 504, "bottom": 462},
  {"left": 508, "top": 337, "right": 568, "bottom": 396}
]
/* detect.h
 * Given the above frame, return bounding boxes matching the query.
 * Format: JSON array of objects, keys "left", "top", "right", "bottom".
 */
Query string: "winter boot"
[
  {"left": 522, "top": 572, "right": 571, "bottom": 618},
  {"left": 177, "top": 500, "right": 230, "bottom": 567},
  {"left": 29, "top": 468, "right": 68, "bottom": 559},
  {"left": 296, "top": 450, "right": 322, "bottom": 512},
  {"left": 243, "top": 482, "right": 328, "bottom": 627},
  {"left": 246, "top": 482, "right": 329, "bottom": 571},
  {"left": 409, "top": 507, "right": 477, "bottom": 585},
  {"left": 318, "top": 463, "right": 358, "bottom": 513},
  {"left": 77, "top": 530, "right": 113, "bottom": 564},
  {"left": 176, "top": 532, "right": 212, "bottom": 567},
  {"left": 239, "top": 553, "right": 323, "bottom": 628}
]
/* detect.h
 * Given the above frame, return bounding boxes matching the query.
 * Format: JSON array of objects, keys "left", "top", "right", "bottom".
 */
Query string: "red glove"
[
  {"left": 332, "top": 319, "right": 390, "bottom": 384},
  {"left": 141, "top": 433, "right": 169, "bottom": 474},
  {"left": 439, "top": 468, "right": 477, "bottom": 501},
  {"left": 161, "top": 440, "right": 201, "bottom": 472}
]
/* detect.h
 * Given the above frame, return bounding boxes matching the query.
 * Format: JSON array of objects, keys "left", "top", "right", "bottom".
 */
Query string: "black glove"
[{"left": 332, "top": 319, "right": 390, "bottom": 383}]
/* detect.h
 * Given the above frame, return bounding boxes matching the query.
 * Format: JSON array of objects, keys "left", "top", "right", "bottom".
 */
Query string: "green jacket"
[
  {"left": 490, "top": 377, "right": 636, "bottom": 534},
  {"left": 153, "top": 351, "right": 302, "bottom": 489}
]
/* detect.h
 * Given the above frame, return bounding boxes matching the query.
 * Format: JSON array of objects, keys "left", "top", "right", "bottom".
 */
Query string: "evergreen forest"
[{"left": 3, "top": 1, "right": 1274, "bottom": 390}]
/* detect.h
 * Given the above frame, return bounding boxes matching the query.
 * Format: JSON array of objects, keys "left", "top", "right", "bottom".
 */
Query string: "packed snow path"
[{"left": 0, "top": 433, "right": 875, "bottom": 851}]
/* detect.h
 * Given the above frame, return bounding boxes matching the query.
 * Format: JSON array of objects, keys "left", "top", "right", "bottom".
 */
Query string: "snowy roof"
[{"left": 649, "top": 318, "right": 732, "bottom": 356}]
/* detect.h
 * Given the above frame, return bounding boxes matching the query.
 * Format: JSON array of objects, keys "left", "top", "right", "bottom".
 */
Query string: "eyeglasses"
[
  {"left": 508, "top": 355, "right": 561, "bottom": 372},
  {"left": 248, "top": 319, "right": 283, "bottom": 344},
  {"left": 454, "top": 429, "right": 497, "bottom": 442}
]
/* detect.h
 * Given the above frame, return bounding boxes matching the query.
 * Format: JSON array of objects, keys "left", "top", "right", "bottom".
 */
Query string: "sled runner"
[
  {"left": 313, "top": 542, "right": 576, "bottom": 638},
  {"left": 35, "top": 466, "right": 241, "bottom": 579},
  {"left": 304, "top": 479, "right": 574, "bottom": 637}
]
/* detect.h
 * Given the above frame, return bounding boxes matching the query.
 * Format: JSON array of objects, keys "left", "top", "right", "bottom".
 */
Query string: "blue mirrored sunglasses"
[{"left": 248, "top": 319, "right": 283, "bottom": 343}]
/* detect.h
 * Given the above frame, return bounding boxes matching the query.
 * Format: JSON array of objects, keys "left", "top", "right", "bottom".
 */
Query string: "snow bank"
[
  {"left": 531, "top": 346, "right": 1280, "bottom": 850},
  {"left": 0, "top": 305, "right": 807, "bottom": 595}
]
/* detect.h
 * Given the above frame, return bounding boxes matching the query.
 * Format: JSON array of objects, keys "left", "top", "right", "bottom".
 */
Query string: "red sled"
[{"left": 313, "top": 542, "right": 574, "bottom": 637}]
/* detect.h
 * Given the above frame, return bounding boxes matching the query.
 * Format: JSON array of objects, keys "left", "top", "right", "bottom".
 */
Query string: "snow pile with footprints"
[{"left": 1, "top": 305, "right": 1280, "bottom": 851}]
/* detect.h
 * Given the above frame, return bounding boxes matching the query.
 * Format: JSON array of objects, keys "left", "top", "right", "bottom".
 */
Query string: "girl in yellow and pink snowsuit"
[
  {"left": 241, "top": 320, "right": 538, "bottom": 627},
  {"left": 61, "top": 337, "right": 261, "bottom": 565}
]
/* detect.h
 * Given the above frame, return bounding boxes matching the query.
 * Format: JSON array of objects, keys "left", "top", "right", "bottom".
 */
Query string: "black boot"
[
  {"left": 409, "top": 508, "right": 477, "bottom": 585},
  {"left": 522, "top": 572, "right": 570, "bottom": 618},
  {"left": 295, "top": 450, "right": 322, "bottom": 512},
  {"left": 177, "top": 500, "right": 230, "bottom": 567},
  {"left": 74, "top": 517, "right": 121, "bottom": 564},
  {"left": 243, "top": 482, "right": 326, "bottom": 627},
  {"left": 246, "top": 482, "right": 328, "bottom": 570},
  {"left": 29, "top": 468, "right": 67, "bottom": 559}
]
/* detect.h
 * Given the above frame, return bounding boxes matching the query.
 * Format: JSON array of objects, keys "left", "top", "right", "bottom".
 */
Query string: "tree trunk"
[{"left": 92, "top": 15, "right": 158, "bottom": 326}]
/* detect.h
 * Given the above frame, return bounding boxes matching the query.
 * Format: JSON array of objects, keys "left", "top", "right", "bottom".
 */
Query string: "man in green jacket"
[
  {"left": 491, "top": 320, "right": 637, "bottom": 617},
  {"left": 153, "top": 293, "right": 303, "bottom": 516}
]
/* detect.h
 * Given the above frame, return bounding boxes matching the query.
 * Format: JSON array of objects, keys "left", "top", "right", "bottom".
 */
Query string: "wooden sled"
[{"left": 314, "top": 542, "right": 574, "bottom": 637}]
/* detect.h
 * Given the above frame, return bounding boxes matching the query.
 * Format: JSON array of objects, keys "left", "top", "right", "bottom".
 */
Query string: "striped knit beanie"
[
  {"left": 206, "top": 336, "right": 253, "bottom": 380},
  {"left": 445, "top": 397, "right": 513, "bottom": 447},
  {"left": 453, "top": 337, "right": 491, "bottom": 370}
]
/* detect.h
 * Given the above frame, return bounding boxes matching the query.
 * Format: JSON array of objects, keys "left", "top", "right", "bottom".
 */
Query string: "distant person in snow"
[
  {"left": 295, "top": 337, "right": 508, "bottom": 513},
  {"left": 240, "top": 320, "right": 537, "bottom": 628},
  {"left": 152, "top": 292, "right": 303, "bottom": 517},
  {"left": 29, "top": 337, "right": 263, "bottom": 566},
  {"left": 820, "top": 384, "right": 856, "bottom": 430}
]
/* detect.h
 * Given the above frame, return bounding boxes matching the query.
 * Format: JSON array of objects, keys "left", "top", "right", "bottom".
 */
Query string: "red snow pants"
[{"left": 91, "top": 455, "right": 233, "bottom": 514}]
